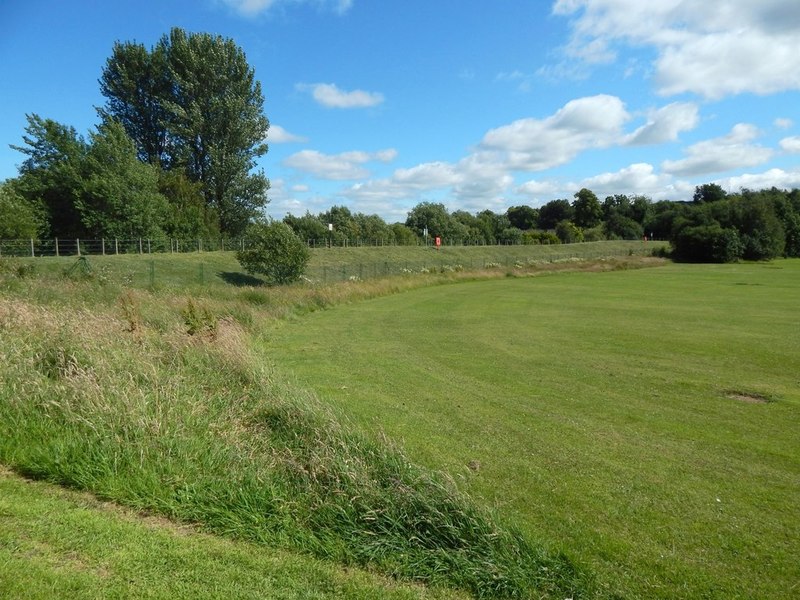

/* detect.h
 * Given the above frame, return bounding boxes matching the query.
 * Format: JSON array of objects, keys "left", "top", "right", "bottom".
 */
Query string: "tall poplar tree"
[{"left": 99, "top": 27, "right": 270, "bottom": 236}]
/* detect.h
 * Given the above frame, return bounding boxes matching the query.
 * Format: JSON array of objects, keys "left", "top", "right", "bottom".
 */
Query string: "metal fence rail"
[{"left": 0, "top": 236, "right": 561, "bottom": 257}]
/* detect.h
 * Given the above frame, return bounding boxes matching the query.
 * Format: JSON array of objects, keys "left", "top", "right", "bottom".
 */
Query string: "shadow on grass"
[{"left": 220, "top": 271, "right": 266, "bottom": 287}]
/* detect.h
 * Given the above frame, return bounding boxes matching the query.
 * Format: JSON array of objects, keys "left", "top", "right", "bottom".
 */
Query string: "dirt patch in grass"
[{"left": 725, "top": 390, "right": 773, "bottom": 404}]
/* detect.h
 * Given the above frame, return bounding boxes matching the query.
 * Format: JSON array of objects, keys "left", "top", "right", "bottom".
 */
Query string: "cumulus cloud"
[
  {"left": 578, "top": 163, "right": 674, "bottom": 196},
  {"left": 779, "top": 136, "right": 800, "bottom": 153},
  {"left": 551, "top": 0, "right": 800, "bottom": 99},
  {"left": 297, "top": 83, "right": 384, "bottom": 108},
  {"left": 267, "top": 125, "right": 308, "bottom": 143},
  {"left": 661, "top": 123, "right": 773, "bottom": 176},
  {"left": 283, "top": 148, "right": 396, "bottom": 180},
  {"left": 222, "top": 0, "right": 352, "bottom": 17},
  {"left": 714, "top": 167, "right": 800, "bottom": 193},
  {"left": 625, "top": 102, "right": 699, "bottom": 145},
  {"left": 479, "top": 94, "right": 630, "bottom": 170}
]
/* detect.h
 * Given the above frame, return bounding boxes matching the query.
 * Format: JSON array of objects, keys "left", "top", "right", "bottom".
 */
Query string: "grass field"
[
  {"left": 0, "top": 468, "right": 465, "bottom": 600},
  {"left": 262, "top": 260, "right": 800, "bottom": 599}
]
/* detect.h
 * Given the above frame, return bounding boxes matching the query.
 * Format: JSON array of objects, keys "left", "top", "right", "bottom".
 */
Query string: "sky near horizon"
[{"left": 2, "top": 0, "right": 800, "bottom": 223}]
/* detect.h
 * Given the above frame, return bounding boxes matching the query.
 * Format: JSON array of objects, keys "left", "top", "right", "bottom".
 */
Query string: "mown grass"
[
  {"left": 0, "top": 467, "right": 468, "bottom": 600},
  {"left": 262, "top": 260, "right": 800, "bottom": 599},
  {"left": 0, "top": 250, "right": 646, "bottom": 599}
]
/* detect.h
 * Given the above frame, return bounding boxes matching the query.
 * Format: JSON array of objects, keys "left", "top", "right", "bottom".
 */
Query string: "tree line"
[
  {"left": 1, "top": 26, "right": 798, "bottom": 263},
  {"left": 279, "top": 184, "right": 800, "bottom": 262}
]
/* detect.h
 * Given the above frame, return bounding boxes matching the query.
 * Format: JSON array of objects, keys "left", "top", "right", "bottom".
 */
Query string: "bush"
[
  {"left": 237, "top": 221, "right": 311, "bottom": 285},
  {"left": 672, "top": 224, "right": 743, "bottom": 263}
]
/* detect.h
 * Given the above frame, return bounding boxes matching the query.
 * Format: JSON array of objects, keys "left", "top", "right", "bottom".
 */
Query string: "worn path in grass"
[{"left": 263, "top": 261, "right": 800, "bottom": 599}]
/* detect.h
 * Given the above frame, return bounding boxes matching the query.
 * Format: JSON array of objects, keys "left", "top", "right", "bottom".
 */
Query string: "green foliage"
[
  {"left": 79, "top": 121, "right": 168, "bottom": 239},
  {"left": 572, "top": 188, "right": 602, "bottom": 228},
  {"left": 672, "top": 223, "right": 743, "bottom": 263},
  {"left": 0, "top": 180, "right": 44, "bottom": 238},
  {"left": 406, "top": 202, "right": 464, "bottom": 241},
  {"left": 159, "top": 170, "right": 220, "bottom": 239},
  {"left": 538, "top": 199, "right": 574, "bottom": 230},
  {"left": 604, "top": 212, "right": 644, "bottom": 240},
  {"left": 237, "top": 221, "right": 311, "bottom": 284},
  {"left": 284, "top": 211, "right": 329, "bottom": 242},
  {"left": 693, "top": 182, "right": 727, "bottom": 204},
  {"left": 555, "top": 220, "right": 583, "bottom": 243},
  {"left": 506, "top": 204, "right": 539, "bottom": 230},
  {"left": 11, "top": 114, "right": 87, "bottom": 237},
  {"left": 182, "top": 298, "right": 217, "bottom": 335},
  {"left": 99, "top": 27, "right": 270, "bottom": 236}
]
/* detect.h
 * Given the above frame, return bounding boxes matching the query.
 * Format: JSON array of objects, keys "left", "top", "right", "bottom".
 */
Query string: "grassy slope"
[
  {"left": 0, "top": 248, "right": 641, "bottom": 600},
  {"left": 262, "top": 261, "right": 800, "bottom": 599},
  {"left": 0, "top": 468, "right": 465, "bottom": 600}
]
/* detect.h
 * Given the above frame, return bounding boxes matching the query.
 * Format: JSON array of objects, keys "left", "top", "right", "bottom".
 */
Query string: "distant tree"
[
  {"left": 100, "top": 27, "right": 270, "bottom": 236},
  {"left": 629, "top": 195, "right": 653, "bottom": 224},
  {"left": 604, "top": 213, "right": 644, "bottom": 240},
  {"left": 572, "top": 188, "right": 602, "bottom": 228},
  {"left": 728, "top": 191, "right": 785, "bottom": 260},
  {"left": 506, "top": 205, "right": 539, "bottom": 230},
  {"left": 555, "top": 220, "right": 583, "bottom": 244},
  {"left": 693, "top": 183, "right": 727, "bottom": 204},
  {"left": 284, "top": 212, "right": 328, "bottom": 243},
  {"left": 672, "top": 224, "right": 743, "bottom": 263},
  {"left": 354, "top": 212, "right": 392, "bottom": 242},
  {"left": 538, "top": 199, "right": 574, "bottom": 230},
  {"left": 499, "top": 227, "right": 524, "bottom": 244},
  {"left": 0, "top": 180, "right": 44, "bottom": 238},
  {"left": 390, "top": 222, "right": 418, "bottom": 245},
  {"left": 406, "top": 202, "right": 458, "bottom": 240},
  {"left": 237, "top": 221, "right": 310, "bottom": 285}
]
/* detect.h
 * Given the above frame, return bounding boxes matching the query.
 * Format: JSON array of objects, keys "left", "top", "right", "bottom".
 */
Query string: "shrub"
[
  {"left": 237, "top": 221, "right": 311, "bottom": 285},
  {"left": 672, "top": 224, "right": 743, "bottom": 263}
]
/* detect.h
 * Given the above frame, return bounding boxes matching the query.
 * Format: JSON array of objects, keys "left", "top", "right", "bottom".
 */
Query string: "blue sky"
[{"left": 2, "top": 0, "right": 799, "bottom": 223}]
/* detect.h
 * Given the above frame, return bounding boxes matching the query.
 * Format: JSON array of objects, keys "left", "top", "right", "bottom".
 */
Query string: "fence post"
[
  {"left": 102, "top": 238, "right": 105, "bottom": 256},
  {"left": 77, "top": 239, "right": 81, "bottom": 257},
  {"left": 115, "top": 238, "right": 119, "bottom": 255},
  {"left": 147, "top": 239, "right": 151, "bottom": 254},
  {"left": 30, "top": 239, "right": 35, "bottom": 258},
  {"left": 55, "top": 238, "right": 59, "bottom": 257},
  {"left": 139, "top": 239, "right": 143, "bottom": 254}
]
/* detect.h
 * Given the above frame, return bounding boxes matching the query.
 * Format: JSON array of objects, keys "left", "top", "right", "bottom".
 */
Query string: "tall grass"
[{"left": 0, "top": 274, "right": 594, "bottom": 598}]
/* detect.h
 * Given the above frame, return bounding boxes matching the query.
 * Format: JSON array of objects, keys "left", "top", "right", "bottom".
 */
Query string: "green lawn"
[
  {"left": 0, "top": 469, "right": 465, "bottom": 600},
  {"left": 262, "top": 261, "right": 800, "bottom": 599}
]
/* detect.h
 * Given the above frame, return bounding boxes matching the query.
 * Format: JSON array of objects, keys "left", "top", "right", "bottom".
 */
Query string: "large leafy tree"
[
  {"left": 572, "top": 188, "right": 602, "bottom": 228},
  {"left": 79, "top": 120, "right": 168, "bottom": 239},
  {"left": 11, "top": 114, "right": 88, "bottom": 237},
  {"left": 100, "top": 27, "right": 270, "bottom": 236}
]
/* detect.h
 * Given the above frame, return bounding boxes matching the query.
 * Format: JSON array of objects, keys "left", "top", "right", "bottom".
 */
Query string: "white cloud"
[
  {"left": 268, "top": 125, "right": 308, "bottom": 143},
  {"left": 775, "top": 118, "right": 794, "bottom": 129},
  {"left": 552, "top": 0, "right": 800, "bottom": 99},
  {"left": 479, "top": 94, "right": 630, "bottom": 170},
  {"left": 714, "top": 167, "right": 800, "bottom": 193},
  {"left": 222, "top": 0, "right": 352, "bottom": 17},
  {"left": 625, "top": 102, "right": 699, "bottom": 145},
  {"left": 661, "top": 123, "right": 773, "bottom": 176},
  {"left": 578, "top": 163, "right": 674, "bottom": 197},
  {"left": 283, "top": 148, "right": 396, "bottom": 180},
  {"left": 297, "top": 83, "right": 384, "bottom": 108},
  {"left": 779, "top": 136, "right": 800, "bottom": 153},
  {"left": 515, "top": 179, "right": 562, "bottom": 198}
]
